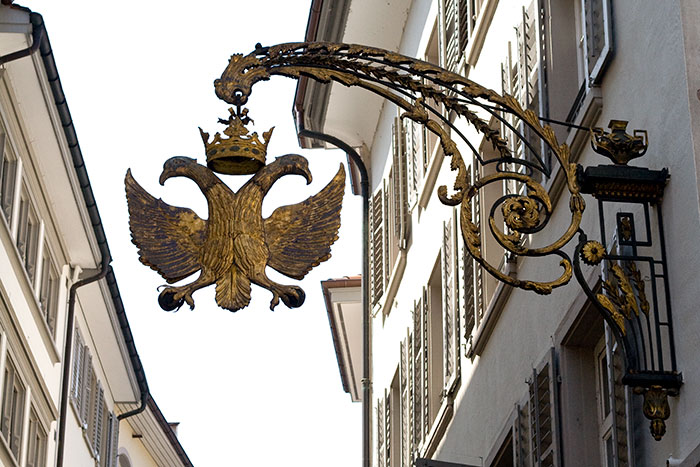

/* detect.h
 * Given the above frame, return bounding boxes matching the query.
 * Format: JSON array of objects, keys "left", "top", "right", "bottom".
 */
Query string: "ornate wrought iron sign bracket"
[{"left": 126, "top": 42, "right": 681, "bottom": 440}]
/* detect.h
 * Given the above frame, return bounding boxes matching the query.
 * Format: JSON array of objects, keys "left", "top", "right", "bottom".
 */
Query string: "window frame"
[{"left": 0, "top": 356, "right": 26, "bottom": 463}]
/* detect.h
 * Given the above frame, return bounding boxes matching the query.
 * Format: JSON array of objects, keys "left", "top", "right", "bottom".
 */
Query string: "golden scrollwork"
[{"left": 219, "top": 42, "right": 586, "bottom": 294}]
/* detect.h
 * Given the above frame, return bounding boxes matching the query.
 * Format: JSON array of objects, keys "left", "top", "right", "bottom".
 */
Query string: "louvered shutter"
[
  {"left": 404, "top": 119, "right": 421, "bottom": 208},
  {"left": 528, "top": 348, "right": 560, "bottom": 467},
  {"left": 606, "top": 330, "right": 631, "bottom": 466},
  {"left": 383, "top": 180, "right": 390, "bottom": 285},
  {"left": 110, "top": 414, "right": 120, "bottom": 467},
  {"left": 80, "top": 351, "right": 93, "bottom": 427},
  {"left": 400, "top": 336, "right": 413, "bottom": 467},
  {"left": 10, "top": 377, "right": 23, "bottom": 458},
  {"left": 16, "top": 197, "right": 29, "bottom": 263},
  {"left": 582, "top": 0, "right": 613, "bottom": 85},
  {"left": 458, "top": 0, "right": 469, "bottom": 54},
  {"left": 1, "top": 364, "right": 13, "bottom": 437},
  {"left": 370, "top": 188, "right": 385, "bottom": 306},
  {"left": 377, "top": 397, "right": 386, "bottom": 467},
  {"left": 93, "top": 384, "right": 105, "bottom": 458},
  {"left": 444, "top": 0, "right": 460, "bottom": 72},
  {"left": 71, "top": 329, "right": 84, "bottom": 403},
  {"left": 421, "top": 288, "right": 430, "bottom": 435},
  {"left": 514, "top": 400, "right": 533, "bottom": 467},
  {"left": 392, "top": 117, "right": 409, "bottom": 247},
  {"left": 26, "top": 415, "right": 37, "bottom": 467},
  {"left": 442, "top": 212, "right": 460, "bottom": 392},
  {"left": 385, "top": 390, "right": 391, "bottom": 467},
  {"left": 412, "top": 299, "right": 424, "bottom": 446}
]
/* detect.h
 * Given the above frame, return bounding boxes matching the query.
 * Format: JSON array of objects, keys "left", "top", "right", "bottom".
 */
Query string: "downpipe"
[
  {"left": 56, "top": 252, "right": 110, "bottom": 467},
  {"left": 297, "top": 126, "right": 371, "bottom": 467}
]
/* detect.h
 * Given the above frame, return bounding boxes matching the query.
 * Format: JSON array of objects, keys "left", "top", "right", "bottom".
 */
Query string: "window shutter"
[
  {"left": 383, "top": 180, "right": 390, "bottom": 284},
  {"left": 71, "top": 329, "right": 84, "bottom": 403},
  {"left": 10, "top": 377, "right": 24, "bottom": 458},
  {"left": 582, "top": 0, "right": 613, "bottom": 85},
  {"left": 385, "top": 390, "right": 391, "bottom": 467},
  {"left": 528, "top": 348, "right": 560, "bottom": 467},
  {"left": 93, "top": 384, "right": 105, "bottom": 457},
  {"left": 444, "top": 0, "right": 460, "bottom": 71},
  {"left": 412, "top": 299, "right": 424, "bottom": 446},
  {"left": 404, "top": 119, "right": 421, "bottom": 208},
  {"left": 16, "top": 197, "right": 29, "bottom": 261},
  {"left": 442, "top": 212, "right": 460, "bottom": 392},
  {"left": 377, "top": 397, "right": 386, "bottom": 467},
  {"left": 370, "top": 187, "right": 385, "bottom": 306},
  {"left": 458, "top": 0, "right": 469, "bottom": 54},
  {"left": 80, "top": 351, "right": 93, "bottom": 427},
  {"left": 0, "top": 136, "right": 16, "bottom": 221},
  {"left": 393, "top": 117, "right": 409, "bottom": 247},
  {"left": 1, "top": 364, "right": 14, "bottom": 437},
  {"left": 606, "top": 330, "right": 630, "bottom": 466},
  {"left": 109, "top": 414, "right": 120, "bottom": 467},
  {"left": 514, "top": 400, "right": 532, "bottom": 467},
  {"left": 421, "top": 288, "right": 430, "bottom": 436},
  {"left": 26, "top": 414, "right": 37, "bottom": 467},
  {"left": 400, "top": 335, "right": 413, "bottom": 467}
]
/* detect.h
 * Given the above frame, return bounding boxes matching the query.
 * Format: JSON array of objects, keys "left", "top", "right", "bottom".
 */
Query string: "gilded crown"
[{"left": 199, "top": 108, "right": 274, "bottom": 175}]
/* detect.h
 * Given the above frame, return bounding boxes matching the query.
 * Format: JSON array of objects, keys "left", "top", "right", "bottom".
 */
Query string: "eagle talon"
[
  {"left": 281, "top": 286, "right": 306, "bottom": 309},
  {"left": 270, "top": 293, "right": 280, "bottom": 310},
  {"left": 158, "top": 289, "right": 185, "bottom": 312}
]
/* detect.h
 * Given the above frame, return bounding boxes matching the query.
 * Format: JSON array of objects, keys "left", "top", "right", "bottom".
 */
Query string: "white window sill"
[{"left": 419, "top": 394, "right": 455, "bottom": 459}]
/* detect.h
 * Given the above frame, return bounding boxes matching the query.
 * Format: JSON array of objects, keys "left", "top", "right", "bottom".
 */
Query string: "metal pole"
[{"left": 297, "top": 128, "right": 371, "bottom": 467}]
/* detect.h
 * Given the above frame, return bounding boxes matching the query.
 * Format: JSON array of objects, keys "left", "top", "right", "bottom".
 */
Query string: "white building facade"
[
  {"left": 309, "top": 1, "right": 700, "bottom": 466},
  {"left": 0, "top": 4, "right": 193, "bottom": 466}
]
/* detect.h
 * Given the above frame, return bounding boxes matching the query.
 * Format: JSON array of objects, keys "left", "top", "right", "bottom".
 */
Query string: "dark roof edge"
[
  {"left": 146, "top": 396, "right": 195, "bottom": 467},
  {"left": 27, "top": 10, "right": 150, "bottom": 416}
]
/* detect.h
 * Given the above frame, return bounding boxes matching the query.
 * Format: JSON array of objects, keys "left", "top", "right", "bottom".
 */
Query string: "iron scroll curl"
[{"left": 217, "top": 41, "right": 585, "bottom": 294}]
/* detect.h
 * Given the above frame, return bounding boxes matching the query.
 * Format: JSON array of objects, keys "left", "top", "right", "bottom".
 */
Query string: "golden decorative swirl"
[{"left": 221, "top": 41, "right": 587, "bottom": 294}]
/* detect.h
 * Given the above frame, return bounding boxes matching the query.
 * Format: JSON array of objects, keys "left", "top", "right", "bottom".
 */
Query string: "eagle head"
[
  {"left": 273, "top": 154, "right": 313, "bottom": 185},
  {"left": 159, "top": 157, "right": 198, "bottom": 185}
]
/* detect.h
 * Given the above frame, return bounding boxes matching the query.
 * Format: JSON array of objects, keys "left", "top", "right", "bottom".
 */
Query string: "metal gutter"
[
  {"left": 3, "top": 9, "right": 153, "bottom": 465},
  {"left": 147, "top": 396, "right": 194, "bottom": 467}
]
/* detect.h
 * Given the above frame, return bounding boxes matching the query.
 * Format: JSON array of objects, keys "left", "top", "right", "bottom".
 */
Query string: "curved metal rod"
[{"left": 219, "top": 41, "right": 584, "bottom": 294}]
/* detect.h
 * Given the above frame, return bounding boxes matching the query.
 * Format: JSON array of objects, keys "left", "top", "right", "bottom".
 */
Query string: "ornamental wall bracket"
[{"left": 126, "top": 42, "right": 681, "bottom": 440}]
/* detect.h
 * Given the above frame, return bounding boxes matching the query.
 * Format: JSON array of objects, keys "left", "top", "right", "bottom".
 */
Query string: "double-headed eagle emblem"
[{"left": 125, "top": 108, "right": 345, "bottom": 312}]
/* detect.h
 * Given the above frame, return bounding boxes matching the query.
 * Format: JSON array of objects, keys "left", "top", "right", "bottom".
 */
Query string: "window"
[
  {"left": 26, "top": 409, "right": 47, "bottom": 467},
  {"left": 0, "top": 133, "right": 16, "bottom": 223},
  {"left": 39, "top": 248, "right": 59, "bottom": 336},
  {"left": 16, "top": 186, "right": 40, "bottom": 283},
  {"left": 101, "top": 412, "right": 120, "bottom": 467},
  {"left": 441, "top": 0, "right": 488, "bottom": 71},
  {"left": 71, "top": 328, "right": 120, "bottom": 465},
  {"left": 1, "top": 358, "right": 25, "bottom": 460},
  {"left": 565, "top": 0, "right": 614, "bottom": 123},
  {"left": 500, "top": 0, "right": 549, "bottom": 179},
  {"left": 490, "top": 432, "right": 514, "bottom": 467},
  {"left": 369, "top": 117, "right": 410, "bottom": 309},
  {"left": 559, "top": 304, "right": 631, "bottom": 466}
]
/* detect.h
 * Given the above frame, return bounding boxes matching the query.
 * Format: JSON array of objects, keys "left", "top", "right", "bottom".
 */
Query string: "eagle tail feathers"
[{"left": 215, "top": 266, "right": 251, "bottom": 312}]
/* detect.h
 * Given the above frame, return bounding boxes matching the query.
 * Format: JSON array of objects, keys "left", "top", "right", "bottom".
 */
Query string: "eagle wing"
[
  {"left": 264, "top": 164, "right": 345, "bottom": 280},
  {"left": 125, "top": 169, "right": 206, "bottom": 283}
]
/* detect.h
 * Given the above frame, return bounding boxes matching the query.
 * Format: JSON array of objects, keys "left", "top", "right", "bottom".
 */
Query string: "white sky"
[{"left": 18, "top": 1, "right": 362, "bottom": 465}]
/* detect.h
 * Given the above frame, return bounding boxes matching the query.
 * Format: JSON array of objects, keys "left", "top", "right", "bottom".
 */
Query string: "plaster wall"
[{"left": 365, "top": 0, "right": 700, "bottom": 465}]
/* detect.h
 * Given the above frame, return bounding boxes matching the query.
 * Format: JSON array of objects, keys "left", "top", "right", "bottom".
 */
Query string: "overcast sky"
[{"left": 19, "top": 1, "right": 362, "bottom": 465}]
